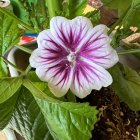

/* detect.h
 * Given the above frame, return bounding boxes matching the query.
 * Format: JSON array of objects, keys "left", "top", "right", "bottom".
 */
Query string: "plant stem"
[
  {"left": 2, "top": 56, "right": 24, "bottom": 73},
  {"left": 24, "top": 65, "right": 32, "bottom": 75},
  {"left": 46, "top": 0, "right": 61, "bottom": 18},
  {"left": 108, "top": 6, "right": 130, "bottom": 35},
  {"left": 117, "top": 49, "right": 140, "bottom": 55},
  {"left": 15, "top": 45, "right": 32, "bottom": 54},
  {"left": 0, "top": 7, "right": 35, "bottom": 32}
]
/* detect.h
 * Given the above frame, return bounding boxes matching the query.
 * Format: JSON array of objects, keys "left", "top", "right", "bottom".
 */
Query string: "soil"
[{"left": 77, "top": 88, "right": 140, "bottom": 140}]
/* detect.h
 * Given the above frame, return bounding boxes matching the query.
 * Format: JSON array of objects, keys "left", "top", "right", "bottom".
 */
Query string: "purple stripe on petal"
[
  {"left": 46, "top": 60, "right": 73, "bottom": 97},
  {"left": 70, "top": 58, "right": 112, "bottom": 98},
  {"left": 50, "top": 16, "right": 93, "bottom": 52},
  {"left": 77, "top": 27, "right": 119, "bottom": 69}
]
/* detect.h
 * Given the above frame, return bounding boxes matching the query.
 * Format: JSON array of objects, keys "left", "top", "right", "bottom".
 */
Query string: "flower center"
[{"left": 67, "top": 51, "right": 76, "bottom": 62}]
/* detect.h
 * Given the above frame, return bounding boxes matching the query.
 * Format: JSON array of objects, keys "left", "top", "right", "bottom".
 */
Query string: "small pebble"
[
  {"left": 107, "top": 119, "right": 110, "bottom": 122},
  {"left": 107, "top": 128, "right": 113, "bottom": 132},
  {"left": 120, "top": 111, "right": 124, "bottom": 116},
  {"left": 126, "top": 131, "right": 130, "bottom": 135},
  {"left": 135, "top": 118, "right": 138, "bottom": 122}
]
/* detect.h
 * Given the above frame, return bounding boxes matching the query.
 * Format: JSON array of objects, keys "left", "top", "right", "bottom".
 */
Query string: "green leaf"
[
  {"left": 110, "top": 63, "right": 140, "bottom": 111},
  {"left": 23, "top": 76, "right": 98, "bottom": 140},
  {"left": 36, "top": 99, "right": 98, "bottom": 140},
  {"left": 0, "top": 11, "right": 22, "bottom": 55},
  {"left": 0, "top": 77, "right": 22, "bottom": 104},
  {"left": 23, "top": 78, "right": 59, "bottom": 102},
  {"left": 0, "top": 57, "right": 8, "bottom": 77},
  {"left": 66, "top": 0, "right": 87, "bottom": 18},
  {"left": 9, "top": 86, "right": 53, "bottom": 140},
  {"left": 33, "top": 82, "right": 67, "bottom": 101},
  {"left": 111, "top": 28, "right": 132, "bottom": 49},
  {"left": 27, "top": 72, "right": 74, "bottom": 102},
  {"left": 0, "top": 93, "right": 19, "bottom": 130},
  {"left": 123, "top": 0, "right": 140, "bottom": 28},
  {"left": 11, "top": 0, "right": 48, "bottom": 31},
  {"left": 85, "top": 10, "right": 100, "bottom": 26},
  {"left": 26, "top": 71, "right": 43, "bottom": 82}
]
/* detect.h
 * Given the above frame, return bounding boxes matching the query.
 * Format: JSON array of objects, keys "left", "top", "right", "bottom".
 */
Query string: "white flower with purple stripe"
[{"left": 30, "top": 16, "right": 119, "bottom": 98}]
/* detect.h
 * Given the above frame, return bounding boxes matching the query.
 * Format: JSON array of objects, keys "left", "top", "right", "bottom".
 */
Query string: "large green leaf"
[
  {"left": 110, "top": 63, "right": 140, "bottom": 111},
  {"left": 11, "top": 0, "right": 48, "bottom": 31},
  {"left": 9, "top": 86, "right": 53, "bottom": 140},
  {"left": 36, "top": 100, "right": 98, "bottom": 140},
  {"left": 23, "top": 78, "right": 98, "bottom": 140},
  {"left": 0, "top": 93, "right": 19, "bottom": 130},
  {"left": 0, "top": 11, "right": 22, "bottom": 55},
  {"left": 0, "top": 77, "right": 22, "bottom": 104}
]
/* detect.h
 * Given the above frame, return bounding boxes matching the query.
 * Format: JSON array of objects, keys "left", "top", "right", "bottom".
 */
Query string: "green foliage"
[
  {"left": 0, "top": 11, "right": 22, "bottom": 55},
  {"left": 37, "top": 100, "right": 98, "bottom": 140},
  {"left": 64, "top": 0, "right": 87, "bottom": 18},
  {"left": 102, "top": 0, "right": 140, "bottom": 28},
  {"left": 0, "top": 58, "right": 8, "bottom": 78},
  {"left": 111, "top": 28, "right": 132, "bottom": 49},
  {"left": 0, "top": 77, "right": 22, "bottom": 104},
  {"left": 85, "top": 10, "right": 100, "bottom": 26},
  {"left": 110, "top": 64, "right": 140, "bottom": 111},
  {"left": 11, "top": 0, "right": 48, "bottom": 31},
  {"left": 0, "top": 72, "right": 98, "bottom": 140},
  {"left": 0, "top": 9, "right": 23, "bottom": 78},
  {"left": 9, "top": 86, "right": 53, "bottom": 140},
  {"left": 23, "top": 78, "right": 54, "bottom": 101},
  {"left": 0, "top": 85, "right": 53, "bottom": 139},
  {"left": 27, "top": 72, "right": 72, "bottom": 101},
  {"left": 123, "top": 0, "right": 140, "bottom": 28},
  {"left": 0, "top": 93, "right": 19, "bottom": 130},
  {"left": 23, "top": 77, "right": 98, "bottom": 140},
  {"left": 26, "top": 71, "right": 41, "bottom": 82}
]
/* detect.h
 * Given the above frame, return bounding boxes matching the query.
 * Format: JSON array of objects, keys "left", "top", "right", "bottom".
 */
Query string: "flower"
[{"left": 29, "top": 16, "right": 119, "bottom": 98}]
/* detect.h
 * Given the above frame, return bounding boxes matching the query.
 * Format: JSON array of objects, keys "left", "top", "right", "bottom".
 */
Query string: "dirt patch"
[{"left": 77, "top": 88, "right": 140, "bottom": 140}]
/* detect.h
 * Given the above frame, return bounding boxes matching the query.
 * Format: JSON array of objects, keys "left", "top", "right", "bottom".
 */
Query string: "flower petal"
[
  {"left": 37, "top": 29, "right": 66, "bottom": 51},
  {"left": 77, "top": 24, "right": 108, "bottom": 50},
  {"left": 70, "top": 58, "right": 112, "bottom": 98},
  {"left": 30, "top": 30, "right": 68, "bottom": 68},
  {"left": 50, "top": 16, "right": 93, "bottom": 51},
  {"left": 78, "top": 25, "right": 119, "bottom": 68},
  {"left": 36, "top": 60, "right": 73, "bottom": 97}
]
